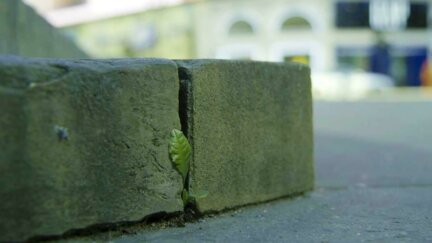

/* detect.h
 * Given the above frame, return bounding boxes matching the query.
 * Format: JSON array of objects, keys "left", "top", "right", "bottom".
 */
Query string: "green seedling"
[
  {"left": 169, "top": 129, "right": 208, "bottom": 205},
  {"left": 169, "top": 129, "right": 191, "bottom": 184}
]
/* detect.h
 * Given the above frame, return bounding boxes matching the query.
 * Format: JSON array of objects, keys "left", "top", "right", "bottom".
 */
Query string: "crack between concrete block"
[
  {"left": 178, "top": 66, "right": 192, "bottom": 140},
  {"left": 177, "top": 64, "right": 204, "bottom": 218}
]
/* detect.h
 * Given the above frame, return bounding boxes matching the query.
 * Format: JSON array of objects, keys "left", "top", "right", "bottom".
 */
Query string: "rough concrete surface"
[
  {"left": 176, "top": 60, "right": 314, "bottom": 212},
  {"left": 0, "top": 56, "right": 183, "bottom": 241},
  {"left": 0, "top": 0, "right": 87, "bottom": 58}
]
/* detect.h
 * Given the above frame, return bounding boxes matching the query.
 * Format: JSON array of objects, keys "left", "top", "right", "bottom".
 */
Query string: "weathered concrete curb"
[
  {"left": 176, "top": 60, "right": 314, "bottom": 212},
  {"left": 0, "top": 56, "right": 183, "bottom": 242},
  {"left": 0, "top": 56, "right": 314, "bottom": 241}
]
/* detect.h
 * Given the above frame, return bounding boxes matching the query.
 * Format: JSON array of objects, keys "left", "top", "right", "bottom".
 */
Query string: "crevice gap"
[
  {"left": 178, "top": 79, "right": 190, "bottom": 137},
  {"left": 177, "top": 65, "right": 200, "bottom": 216}
]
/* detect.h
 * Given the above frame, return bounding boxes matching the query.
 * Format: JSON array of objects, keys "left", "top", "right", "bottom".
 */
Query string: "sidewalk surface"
[{"left": 114, "top": 99, "right": 432, "bottom": 242}]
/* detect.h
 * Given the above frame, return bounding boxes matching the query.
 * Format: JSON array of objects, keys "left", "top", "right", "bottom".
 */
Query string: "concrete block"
[
  {"left": 0, "top": 56, "right": 183, "bottom": 241},
  {"left": 176, "top": 60, "right": 314, "bottom": 212}
]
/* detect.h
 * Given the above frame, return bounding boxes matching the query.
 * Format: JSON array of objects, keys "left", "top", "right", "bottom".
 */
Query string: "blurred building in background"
[
  {"left": 25, "top": 0, "right": 430, "bottom": 89},
  {"left": 24, "top": 0, "right": 194, "bottom": 59}
]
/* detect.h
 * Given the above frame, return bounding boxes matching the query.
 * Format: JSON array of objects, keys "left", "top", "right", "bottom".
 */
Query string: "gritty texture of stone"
[
  {"left": 0, "top": 0, "right": 87, "bottom": 58},
  {"left": 0, "top": 56, "right": 183, "bottom": 242},
  {"left": 176, "top": 60, "right": 314, "bottom": 212}
]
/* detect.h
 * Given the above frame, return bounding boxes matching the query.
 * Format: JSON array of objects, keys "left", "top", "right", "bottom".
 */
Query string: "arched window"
[
  {"left": 281, "top": 16, "right": 312, "bottom": 31},
  {"left": 229, "top": 20, "right": 254, "bottom": 35}
]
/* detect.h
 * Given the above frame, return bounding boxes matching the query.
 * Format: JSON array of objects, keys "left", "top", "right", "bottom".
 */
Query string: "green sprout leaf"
[
  {"left": 169, "top": 129, "right": 208, "bottom": 206},
  {"left": 169, "top": 129, "right": 191, "bottom": 183}
]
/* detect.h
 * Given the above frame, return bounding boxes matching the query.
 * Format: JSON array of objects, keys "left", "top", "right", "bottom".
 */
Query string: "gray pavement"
[{"left": 113, "top": 100, "right": 432, "bottom": 243}]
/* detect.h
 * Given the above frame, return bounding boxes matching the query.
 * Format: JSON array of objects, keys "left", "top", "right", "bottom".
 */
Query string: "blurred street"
[{"left": 114, "top": 95, "right": 432, "bottom": 242}]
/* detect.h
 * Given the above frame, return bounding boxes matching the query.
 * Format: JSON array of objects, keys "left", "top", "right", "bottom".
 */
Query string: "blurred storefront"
[{"left": 334, "top": 0, "right": 429, "bottom": 87}]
